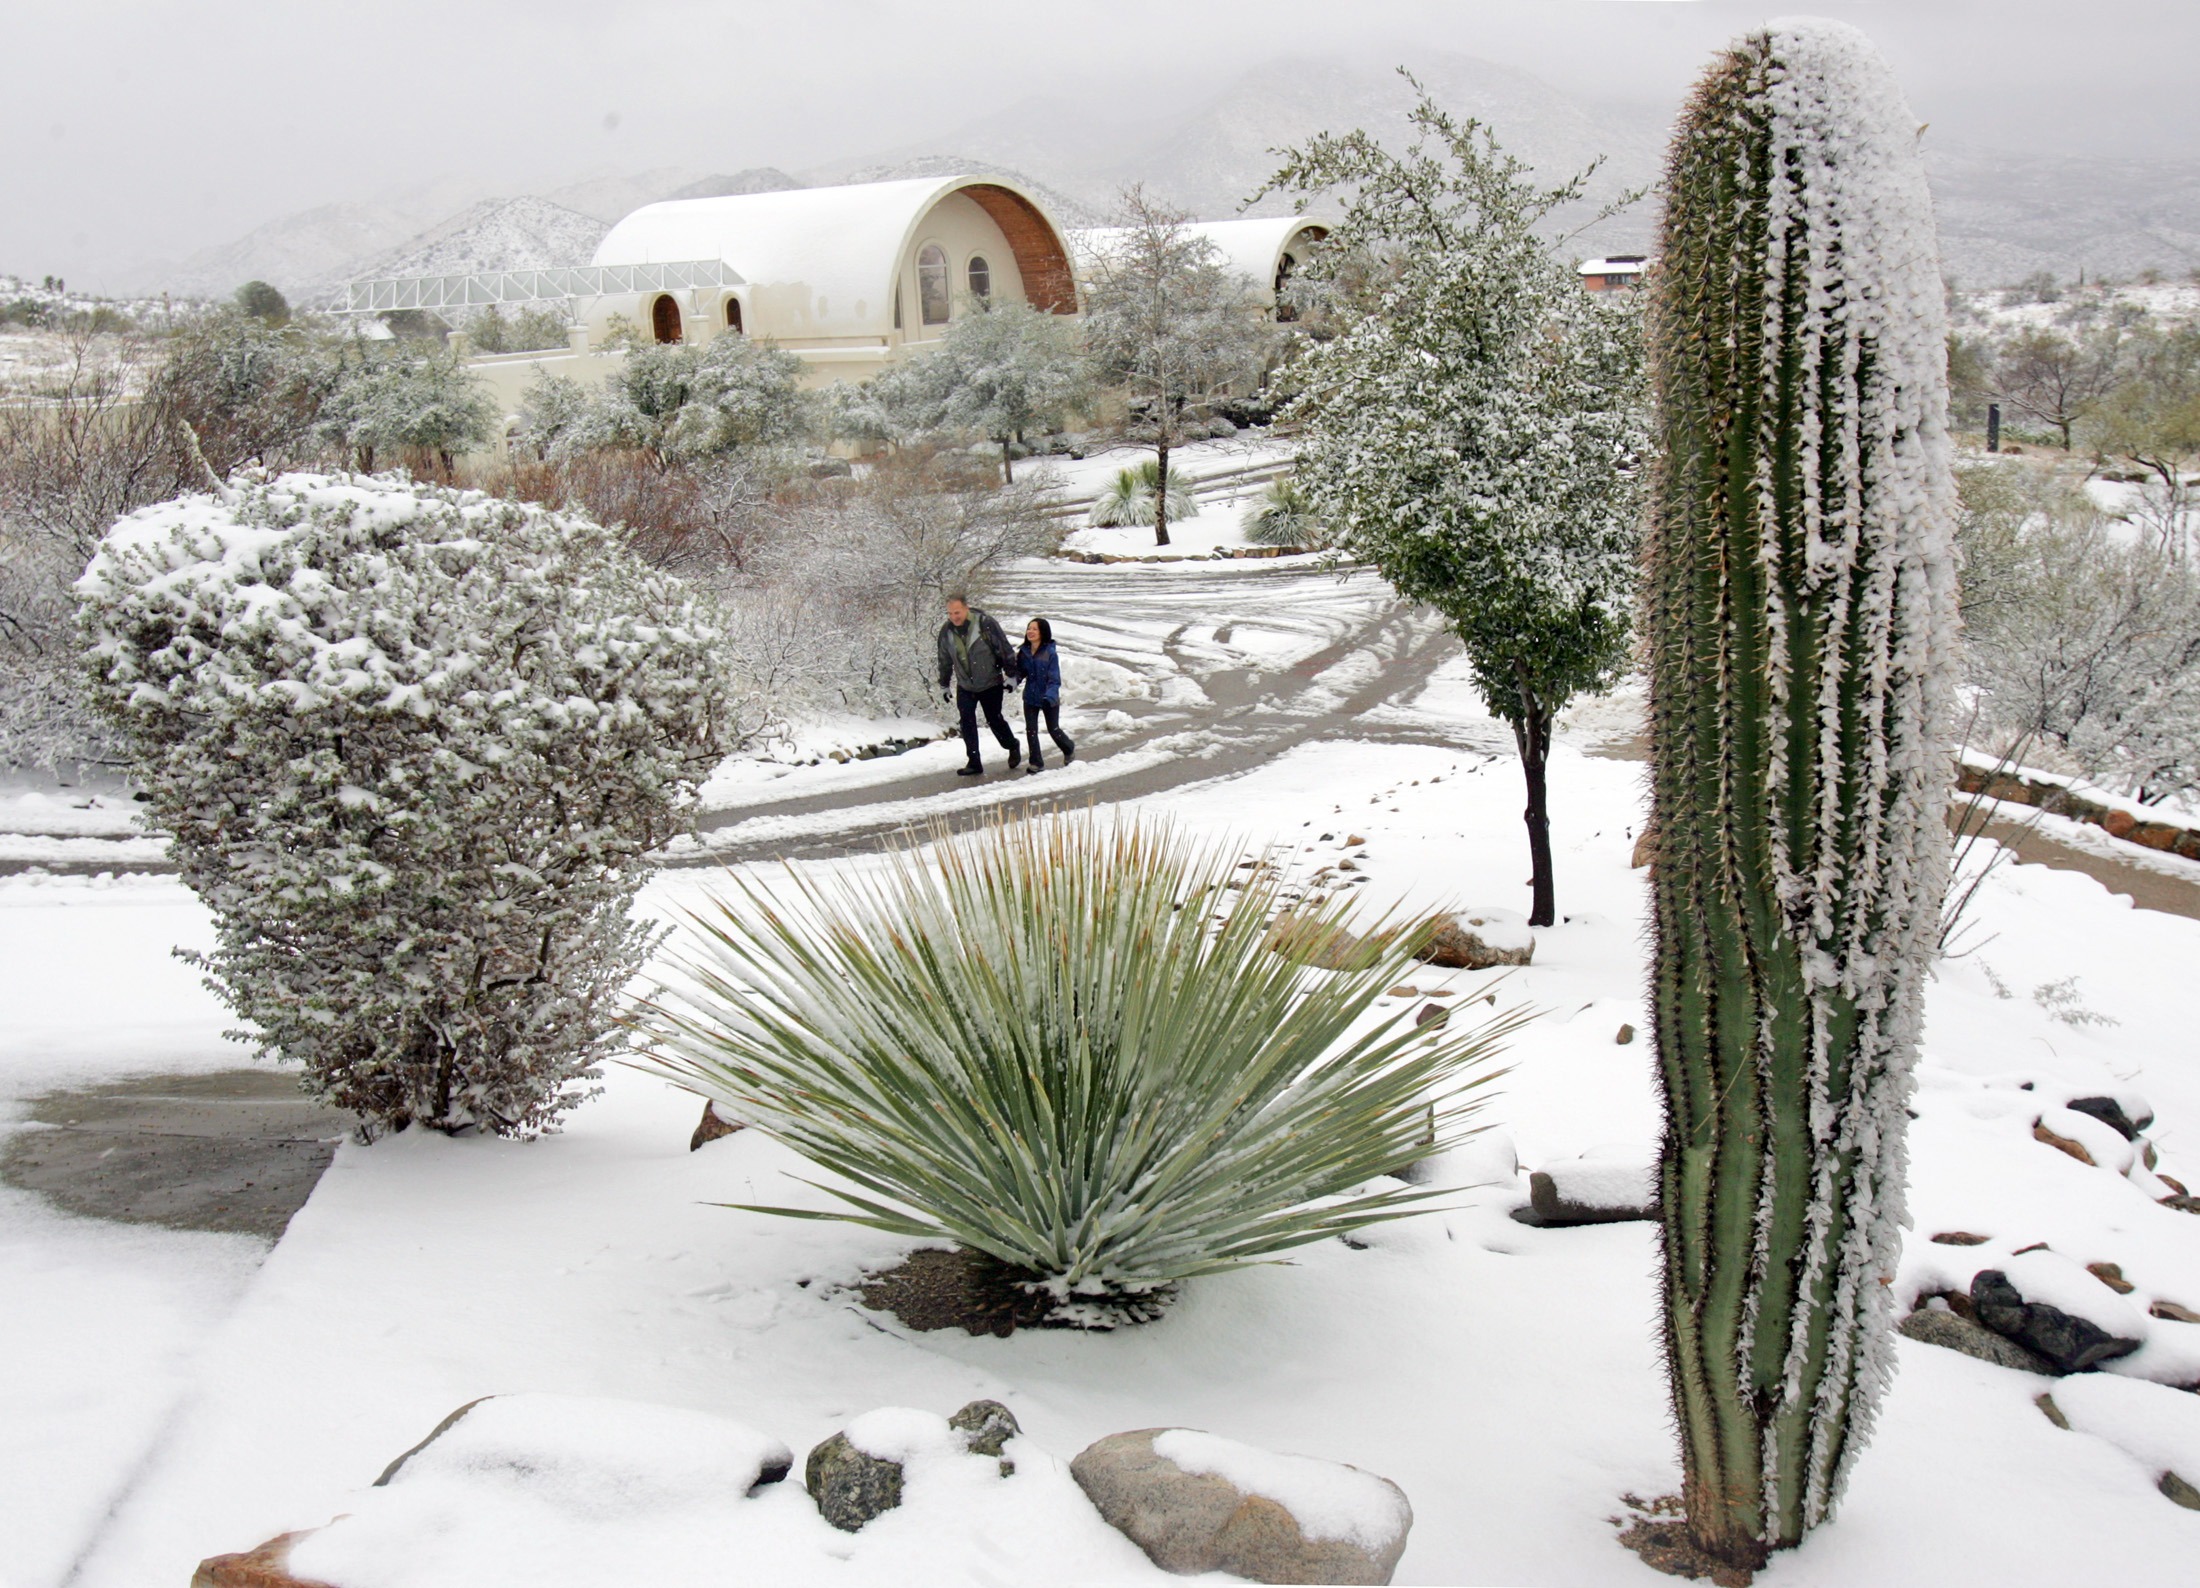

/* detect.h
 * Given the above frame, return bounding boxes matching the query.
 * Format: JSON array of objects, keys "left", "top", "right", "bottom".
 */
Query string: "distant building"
[
  {"left": 1578, "top": 255, "right": 1648, "bottom": 292},
  {"left": 1071, "top": 217, "right": 1331, "bottom": 319},
  {"left": 341, "top": 174, "right": 1081, "bottom": 416}
]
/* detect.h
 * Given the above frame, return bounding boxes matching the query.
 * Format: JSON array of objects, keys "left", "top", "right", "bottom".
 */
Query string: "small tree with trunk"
[
  {"left": 319, "top": 339, "right": 496, "bottom": 474},
  {"left": 1081, "top": 187, "right": 1275, "bottom": 545},
  {"left": 1641, "top": 22, "right": 1959, "bottom": 1574},
  {"left": 1264, "top": 81, "right": 1647, "bottom": 927},
  {"left": 1994, "top": 323, "right": 2123, "bottom": 450}
]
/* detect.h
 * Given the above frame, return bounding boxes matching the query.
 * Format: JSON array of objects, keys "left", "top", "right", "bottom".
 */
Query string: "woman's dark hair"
[{"left": 1024, "top": 616, "right": 1053, "bottom": 648}]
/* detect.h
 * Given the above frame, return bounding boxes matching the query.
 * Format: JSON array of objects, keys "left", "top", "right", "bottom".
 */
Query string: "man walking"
[{"left": 936, "top": 593, "right": 1022, "bottom": 776}]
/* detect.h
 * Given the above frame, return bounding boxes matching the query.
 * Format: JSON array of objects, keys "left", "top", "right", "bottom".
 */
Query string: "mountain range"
[{"left": 117, "top": 53, "right": 2200, "bottom": 302}]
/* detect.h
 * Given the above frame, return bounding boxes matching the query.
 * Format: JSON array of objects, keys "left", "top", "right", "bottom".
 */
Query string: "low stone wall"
[{"left": 1957, "top": 762, "right": 2200, "bottom": 862}]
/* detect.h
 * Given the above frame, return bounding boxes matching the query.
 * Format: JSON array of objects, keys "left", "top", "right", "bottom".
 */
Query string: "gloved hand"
[{"left": 941, "top": 688, "right": 952, "bottom": 706}]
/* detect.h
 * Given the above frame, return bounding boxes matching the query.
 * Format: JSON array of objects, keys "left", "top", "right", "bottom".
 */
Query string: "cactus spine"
[{"left": 1644, "top": 22, "right": 1959, "bottom": 1569}]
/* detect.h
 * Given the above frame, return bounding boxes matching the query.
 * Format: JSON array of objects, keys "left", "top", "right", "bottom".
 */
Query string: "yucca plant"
[
  {"left": 640, "top": 812, "right": 1516, "bottom": 1326},
  {"left": 1241, "top": 475, "right": 1329, "bottom": 549},
  {"left": 1088, "top": 457, "right": 1199, "bottom": 529},
  {"left": 1644, "top": 20, "right": 1959, "bottom": 1572}
]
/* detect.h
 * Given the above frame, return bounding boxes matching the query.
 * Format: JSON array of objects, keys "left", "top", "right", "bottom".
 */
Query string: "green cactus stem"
[{"left": 1643, "top": 20, "right": 1960, "bottom": 1571}]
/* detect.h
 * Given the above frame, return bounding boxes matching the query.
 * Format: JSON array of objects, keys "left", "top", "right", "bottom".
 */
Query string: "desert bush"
[
  {"left": 0, "top": 336, "right": 193, "bottom": 768},
  {"left": 148, "top": 307, "right": 339, "bottom": 475},
  {"left": 466, "top": 304, "right": 571, "bottom": 354},
  {"left": 642, "top": 812, "right": 1516, "bottom": 1325},
  {"left": 1088, "top": 457, "right": 1199, "bottom": 528},
  {"left": 1240, "top": 474, "right": 1327, "bottom": 548},
  {"left": 1957, "top": 461, "right": 2200, "bottom": 803},
  {"left": 518, "top": 334, "right": 813, "bottom": 468},
  {"left": 79, "top": 472, "right": 748, "bottom": 1137},
  {"left": 734, "top": 453, "right": 1061, "bottom": 713}
]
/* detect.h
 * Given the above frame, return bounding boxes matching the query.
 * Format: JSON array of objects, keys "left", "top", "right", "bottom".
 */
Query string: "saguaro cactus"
[{"left": 1643, "top": 21, "right": 1959, "bottom": 1571}]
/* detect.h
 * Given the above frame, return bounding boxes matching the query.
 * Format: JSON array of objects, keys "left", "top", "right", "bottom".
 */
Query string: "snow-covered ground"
[
  {"left": 6, "top": 663, "right": 2198, "bottom": 1583},
  {"left": 1038, "top": 435, "right": 1303, "bottom": 562}
]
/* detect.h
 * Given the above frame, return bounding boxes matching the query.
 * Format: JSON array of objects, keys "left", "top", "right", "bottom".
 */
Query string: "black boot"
[
  {"left": 956, "top": 761, "right": 983, "bottom": 777},
  {"left": 1028, "top": 756, "right": 1044, "bottom": 774},
  {"left": 1007, "top": 743, "right": 1022, "bottom": 770}
]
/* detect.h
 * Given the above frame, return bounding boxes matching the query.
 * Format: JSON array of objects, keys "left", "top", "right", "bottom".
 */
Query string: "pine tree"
[{"left": 1643, "top": 22, "right": 1960, "bottom": 1570}]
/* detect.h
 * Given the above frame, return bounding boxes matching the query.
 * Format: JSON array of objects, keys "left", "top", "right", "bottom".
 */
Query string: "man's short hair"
[{"left": 945, "top": 592, "right": 970, "bottom": 607}]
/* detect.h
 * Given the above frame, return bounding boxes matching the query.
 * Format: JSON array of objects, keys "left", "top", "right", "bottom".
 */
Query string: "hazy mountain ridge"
[
  {"left": 335, "top": 197, "right": 612, "bottom": 293},
  {"left": 124, "top": 54, "right": 2199, "bottom": 301}
]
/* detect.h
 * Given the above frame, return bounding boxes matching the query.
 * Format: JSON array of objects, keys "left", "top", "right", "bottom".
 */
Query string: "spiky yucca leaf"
[
  {"left": 640, "top": 813, "right": 1516, "bottom": 1319},
  {"left": 1242, "top": 475, "right": 1329, "bottom": 549}
]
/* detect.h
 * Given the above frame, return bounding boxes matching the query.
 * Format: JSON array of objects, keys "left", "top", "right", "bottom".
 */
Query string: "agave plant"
[
  {"left": 1241, "top": 475, "right": 1328, "bottom": 549},
  {"left": 641, "top": 813, "right": 1517, "bottom": 1325},
  {"left": 1088, "top": 457, "right": 1199, "bottom": 528}
]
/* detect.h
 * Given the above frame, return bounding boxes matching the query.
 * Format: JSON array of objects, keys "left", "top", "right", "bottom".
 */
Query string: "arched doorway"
[
  {"left": 651, "top": 294, "right": 683, "bottom": 344},
  {"left": 724, "top": 298, "right": 743, "bottom": 335}
]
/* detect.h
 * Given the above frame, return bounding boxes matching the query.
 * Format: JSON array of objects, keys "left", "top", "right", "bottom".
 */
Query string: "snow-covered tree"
[
  {"left": 1643, "top": 23, "right": 1959, "bottom": 1570},
  {"left": 319, "top": 340, "right": 496, "bottom": 473},
  {"left": 1264, "top": 80, "right": 1647, "bottom": 928},
  {"left": 148, "top": 307, "right": 338, "bottom": 475},
  {"left": 2085, "top": 320, "right": 2200, "bottom": 561},
  {"left": 1959, "top": 462, "right": 2200, "bottom": 803},
  {"left": 522, "top": 334, "right": 813, "bottom": 469},
  {"left": 78, "top": 473, "right": 745, "bottom": 1137},
  {"left": 1082, "top": 188, "right": 1276, "bottom": 545},
  {"left": 859, "top": 300, "right": 1089, "bottom": 481}
]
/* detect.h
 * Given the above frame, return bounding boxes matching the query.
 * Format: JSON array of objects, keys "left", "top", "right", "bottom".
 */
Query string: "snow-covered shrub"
[
  {"left": 1643, "top": 22, "right": 1959, "bottom": 1568},
  {"left": 1240, "top": 475, "right": 1327, "bottom": 549},
  {"left": 731, "top": 457, "right": 1061, "bottom": 714},
  {"left": 642, "top": 812, "right": 1516, "bottom": 1326},
  {"left": 317, "top": 340, "right": 496, "bottom": 473},
  {"left": 518, "top": 335, "right": 814, "bottom": 469},
  {"left": 1957, "top": 462, "right": 2200, "bottom": 804},
  {"left": 1088, "top": 458, "right": 1197, "bottom": 528},
  {"left": 78, "top": 473, "right": 744, "bottom": 1137}
]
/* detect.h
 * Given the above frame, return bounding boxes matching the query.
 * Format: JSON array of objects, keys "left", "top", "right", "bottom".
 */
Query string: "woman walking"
[{"left": 1016, "top": 618, "right": 1076, "bottom": 773}]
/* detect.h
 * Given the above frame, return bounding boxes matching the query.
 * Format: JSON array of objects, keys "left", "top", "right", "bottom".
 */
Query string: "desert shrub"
[
  {"left": 148, "top": 308, "right": 339, "bottom": 474},
  {"left": 1088, "top": 457, "right": 1199, "bottom": 528},
  {"left": 79, "top": 472, "right": 748, "bottom": 1137},
  {"left": 518, "top": 334, "right": 814, "bottom": 468},
  {"left": 466, "top": 304, "right": 572, "bottom": 354},
  {"left": 0, "top": 337, "right": 192, "bottom": 769},
  {"left": 1957, "top": 460, "right": 2200, "bottom": 803},
  {"left": 642, "top": 812, "right": 1516, "bottom": 1326},
  {"left": 1240, "top": 474, "right": 1327, "bottom": 548}
]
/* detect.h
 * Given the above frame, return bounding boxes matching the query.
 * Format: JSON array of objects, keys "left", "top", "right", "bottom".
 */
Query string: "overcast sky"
[{"left": 7, "top": 0, "right": 2195, "bottom": 288}]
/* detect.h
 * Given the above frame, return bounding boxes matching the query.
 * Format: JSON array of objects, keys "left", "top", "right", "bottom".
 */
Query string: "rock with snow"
[
  {"left": 1971, "top": 1255, "right": 2148, "bottom": 1373},
  {"left": 2065, "top": 1094, "right": 2152, "bottom": 1141},
  {"left": 1512, "top": 1146, "right": 1658, "bottom": 1226},
  {"left": 374, "top": 1393, "right": 791, "bottom": 1507},
  {"left": 2032, "top": 1106, "right": 2137, "bottom": 1173},
  {"left": 2046, "top": 1372, "right": 2200, "bottom": 1510},
  {"left": 191, "top": 1529, "right": 330, "bottom": 1588},
  {"left": 1898, "top": 1307, "right": 2053, "bottom": 1373},
  {"left": 1070, "top": 1427, "right": 1411, "bottom": 1584},
  {"left": 806, "top": 1403, "right": 1018, "bottom": 1532},
  {"left": 1416, "top": 909, "right": 1534, "bottom": 970}
]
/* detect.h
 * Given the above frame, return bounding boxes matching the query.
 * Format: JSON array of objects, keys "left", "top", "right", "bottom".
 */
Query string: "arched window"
[
  {"left": 967, "top": 254, "right": 992, "bottom": 302},
  {"left": 724, "top": 298, "right": 743, "bottom": 334},
  {"left": 651, "top": 294, "right": 683, "bottom": 344},
  {"left": 917, "top": 244, "right": 951, "bottom": 326},
  {"left": 1274, "top": 254, "right": 1300, "bottom": 322}
]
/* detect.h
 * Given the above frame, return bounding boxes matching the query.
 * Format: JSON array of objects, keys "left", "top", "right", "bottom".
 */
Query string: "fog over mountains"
[{"left": 124, "top": 52, "right": 2200, "bottom": 302}]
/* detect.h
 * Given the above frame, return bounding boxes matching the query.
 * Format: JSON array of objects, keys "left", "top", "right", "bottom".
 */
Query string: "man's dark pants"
[{"left": 957, "top": 683, "right": 1018, "bottom": 766}]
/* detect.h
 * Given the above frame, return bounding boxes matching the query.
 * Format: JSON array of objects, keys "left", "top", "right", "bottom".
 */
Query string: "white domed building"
[{"left": 347, "top": 174, "right": 1082, "bottom": 422}]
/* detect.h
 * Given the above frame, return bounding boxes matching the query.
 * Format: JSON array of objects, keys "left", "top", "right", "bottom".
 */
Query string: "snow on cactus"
[
  {"left": 77, "top": 472, "right": 744, "bottom": 1137},
  {"left": 1643, "top": 19, "right": 1960, "bottom": 1571}
]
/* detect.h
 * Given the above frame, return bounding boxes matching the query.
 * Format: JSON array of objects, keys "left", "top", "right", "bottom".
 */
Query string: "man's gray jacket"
[{"left": 937, "top": 608, "right": 1020, "bottom": 693}]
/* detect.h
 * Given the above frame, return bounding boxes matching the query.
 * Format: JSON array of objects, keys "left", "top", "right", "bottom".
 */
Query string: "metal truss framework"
[{"left": 340, "top": 260, "right": 741, "bottom": 316}]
